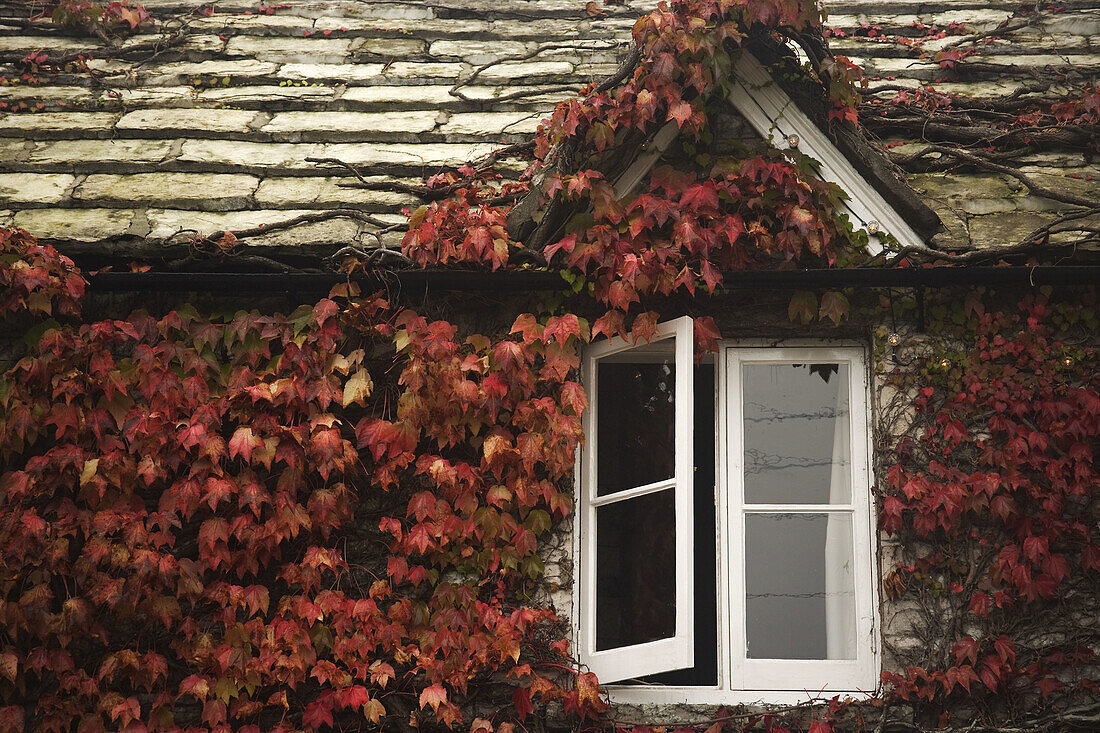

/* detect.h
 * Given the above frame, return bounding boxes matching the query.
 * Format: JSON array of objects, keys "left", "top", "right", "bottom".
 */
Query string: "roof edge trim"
[{"left": 729, "top": 51, "right": 928, "bottom": 254}]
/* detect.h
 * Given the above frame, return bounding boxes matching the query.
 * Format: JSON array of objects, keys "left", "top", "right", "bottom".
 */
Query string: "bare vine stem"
[
  {"left": 448, "top": 40, "right": 628, "bottom": 102},
  {"left": 890, "top": 144, "right": 1098, "bottom": 210}
]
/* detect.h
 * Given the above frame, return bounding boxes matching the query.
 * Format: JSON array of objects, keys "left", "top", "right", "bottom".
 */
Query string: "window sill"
[{"left": 603, "top": 686, "right": 880, "bottom": 707}]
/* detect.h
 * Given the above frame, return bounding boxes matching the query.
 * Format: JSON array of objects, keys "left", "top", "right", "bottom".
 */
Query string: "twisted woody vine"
[{"left": 0, "top": 0, "right": 1097, "bottom": 731}]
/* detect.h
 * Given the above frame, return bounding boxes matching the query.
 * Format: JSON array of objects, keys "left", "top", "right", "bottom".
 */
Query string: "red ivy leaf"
[
  {"left": 667, "top": 100, "right": 693, "bottom": 126},
  {"left": 420, "top": 684, "right": 448, "bottom": 712},
  {"left": 512, "top": 686, "right": 534, "bottom": 721}
]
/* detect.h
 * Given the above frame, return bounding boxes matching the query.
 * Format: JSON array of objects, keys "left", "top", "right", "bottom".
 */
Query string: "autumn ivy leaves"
[
  {"left": 402, "top": 0, "right": 862, "bottom": 341},
  {"left": 0, "top": 231, "right": 609, "bottom": 730},
  {"left": 46, "top": 0, "right": 152, "bottom": 37},
  {"left": 879, "top": 292, "right": 1099, "bottom": 721}
]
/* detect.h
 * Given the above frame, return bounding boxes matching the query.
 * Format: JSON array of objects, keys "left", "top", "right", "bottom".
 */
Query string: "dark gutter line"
[{"left": 86, "top": 266, "right": 1100, "bottom": 294}]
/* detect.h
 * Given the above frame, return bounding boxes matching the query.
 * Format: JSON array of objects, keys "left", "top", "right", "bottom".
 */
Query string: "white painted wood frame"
[
  {"left": 725, "top": 346, "right": 878, "bottom": 694},
  {"left": 579, "top": 337, "right": 880, "bottom": 704},
  {"left": 578, "top": 315, "right": 695, "bottom": 683}
]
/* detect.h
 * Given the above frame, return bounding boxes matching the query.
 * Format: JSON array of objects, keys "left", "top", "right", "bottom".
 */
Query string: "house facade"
[{"left": 0, "top": 0, "right": 1097, "bottom": 731}]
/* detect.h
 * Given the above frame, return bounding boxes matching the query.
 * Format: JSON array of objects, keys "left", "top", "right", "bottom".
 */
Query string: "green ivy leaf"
[
  {"left": 819, "top": 291, "right": 850, "bottom": 325},
  {"left": 788, "top": 290, "right": 817, "bottom": 324}
]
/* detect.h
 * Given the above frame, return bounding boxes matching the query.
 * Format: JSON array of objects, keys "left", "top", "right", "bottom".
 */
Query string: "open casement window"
[
  {"left": 578, "top": 316, "right": 695, "bottom": 683},
  {"left": 578, "top": 332, "right": 879, "bottom": 702}
]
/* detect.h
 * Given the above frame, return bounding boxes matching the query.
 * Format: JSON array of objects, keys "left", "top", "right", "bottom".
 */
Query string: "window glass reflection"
[
  {"left": 597, "top": 347, "right": 675, "bottom": 496},
  {"left": 742, "top": 363, "right": 851, "bottom": 505},
  {"left": 745, "top": 513, "right": 856, "bottom": 660},
  {"left": 596, "top": 490, "right": 676, "bottom": 650}
]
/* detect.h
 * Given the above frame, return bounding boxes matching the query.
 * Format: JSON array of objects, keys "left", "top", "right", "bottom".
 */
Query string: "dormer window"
[{"left": 577, "top": 317, "right": 879, "bottom": 703}]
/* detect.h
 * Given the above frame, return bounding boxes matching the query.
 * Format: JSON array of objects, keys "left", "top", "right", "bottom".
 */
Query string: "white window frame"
[
  {"left": 575, "top": 326, "right": 880, "bottom": 705},
  {"left": 577, "top": 315, "right": 695, "bottom": 683}
]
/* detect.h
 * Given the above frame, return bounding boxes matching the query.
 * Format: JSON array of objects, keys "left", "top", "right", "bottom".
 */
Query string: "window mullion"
[{"left": 725, "top": 347, "right": 747, "bottom": 691}]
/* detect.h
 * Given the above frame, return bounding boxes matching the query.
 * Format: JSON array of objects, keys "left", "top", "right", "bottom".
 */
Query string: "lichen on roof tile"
[{"left": 0, "top": 0, "right": 1094, "bottom": 261}]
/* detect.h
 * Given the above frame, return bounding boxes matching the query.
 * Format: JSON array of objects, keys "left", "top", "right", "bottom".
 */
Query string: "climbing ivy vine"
[{"left": 0, "top": 0, "right": 1097, "bottom": 731}]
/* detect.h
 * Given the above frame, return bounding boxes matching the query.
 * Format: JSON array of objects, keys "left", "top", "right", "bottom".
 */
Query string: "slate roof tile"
[{"left": 0, "top": 0, "right": 1094, "bottom": 260}]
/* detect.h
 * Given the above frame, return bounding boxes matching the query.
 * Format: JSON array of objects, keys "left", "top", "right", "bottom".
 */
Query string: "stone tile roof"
[
  {"left": 0, "top": 0, "right": 642, "bottom": 261},
  {"left": 0, "top": 0, "right": 1096, "bottom": 264},
  {"left": 827, "top": 1, "right": 1100, "bottom": 254}
]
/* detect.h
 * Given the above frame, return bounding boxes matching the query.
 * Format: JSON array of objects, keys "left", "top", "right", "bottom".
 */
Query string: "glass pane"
[
  {"left": 596, "top": 342, "right": 676, "bottom": 496},
  {"left": 596, "top": 490, "right": 676, "bottom": 650},
  {"left": 742, "top": 363, "right": 851, "bottom": 504},
  {"left": 745, "top": 513, "right": 855, "bottom": 660}
]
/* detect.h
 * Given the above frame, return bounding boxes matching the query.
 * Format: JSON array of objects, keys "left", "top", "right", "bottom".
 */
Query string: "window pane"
[
  {"left": 596, "top": 489, "right": 676, "bottom": 650},
  {"left": 597, "top": 343, "right": 676, "bottom": 496},
  {"left": 742, "top": 363, "right": 851, "bottom": 504},
  {"left": 745, "top": 513, "right": 856, "bottom": 660}
]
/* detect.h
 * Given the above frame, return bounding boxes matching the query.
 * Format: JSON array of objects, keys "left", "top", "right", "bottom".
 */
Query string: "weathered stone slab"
[
  {"left": 1040, "top": 12, "right": 1100, "bottom": 36},
  {"left": 254, "top": 176, "right": 420, "bottom": 209},
  {"left": 980, "top": 53, "right": 1100, "bottom": 68},
  {"left": 438, "top": 111, "right": 541, "bottom": 138},
  {"left": 346, "top": 3, "right": 434, "bottom": 20},
  {"left": 74, "top": 172, "right": 259, "bottom": 211},
  {"left": 428, "top": 0, "right": 599, "bottom": 15},
  {"left": 932, "top": 9, "right": 1014, "bottom": 27},
  {"left": 917, "top": 34, "right": 1091, "bottom": 54},
  {"left": 100, "top": 87, "right": 198, "bottom": 108},
  {"left": 117, "top": 108, "right": 259, "bottom": 135},
  {"left": 0, "top": 36, "right": 97, "bottom": 54},
  {"left": 281, "top": 61, "right": 469, "bottom": 83},
  {"left": 261, "top": 110, "right": 438, "bottom": 141},
  {"left": 967, "top": 211, "right": 1053, "bottom": 250},
  {"left": 24, "top": 139, "right": 176, "bottom": 167},
  {"left": 279, "top": 63, "right": 386, "bottom": 82},
  {"left": 0, "top": 140, "right": 34, "bottom": 164},
  {"left": 12, "top": 207, "right": 134, "bottom": 241},
  {"left": 313, "top": 17, "right": 491, "bottom": 37},
  {"left": 176, "top": 35, "right": 229, "bottom": 55},
  {"left": 455, "top": 85, "right": 574, "bottom": 105},
  {"left": 225, "top": 37, "right": 353, "bottom": 64},
  {"left": 476, "top": 61, "right": 574, "bottom": 80},
  {"left": 190, "top": 14, "right": 316, "bottom": 35},
  {"left": 380, "top": 62, "right": 468, "bottom": 81},
  {"left": 0, "top": 173, "right": 75, "bottom": 205},
  {"left": 177, "top": 140, "right": 322, "bottom": 171},
  {"left": 1016, "top": 170, "right": 1100, "bottom": 200},
  {"left": 321, "top": 140, "right": 497, "bottom": 167},
  {"left": 491, "top": 18, "right": 589, "bottom": 39},
  {"left": 428, "top": 40, "right": 529, "bottom": 64},
  {"left": 147, "top": 208, "right": 309, "bottom": 238},
  {"left": 0, "top": 112, "right": 119, "bottom": 137},
  {"left": 339, "top": 85, "right": 459, "bottom": 107},
  {"left": 917, "top": 81, "right": 1036, "bottom": 98},
  {"left": 147, "top": 208, "right": 363, "bottom": 247},
  {"left": 321, "top": 141, "right": 498, "bottom": 170},
  {"left": 959, "top": 198, "right": 1017, "bottom": 216},
  {"left": 576, "top": 62, "right": 624, "bottom": 79},
  {"left": 353, "top": 38, "right": 428, "bottom": 58},
  {"left": 198, "top": 85, "right": 337, "bottom": 105},
  {"left": 0, "top": 86, "right": 96, "bottom": 105},
  {"left": 910, "top": 174, "right": 1014, "bottom": 201},
  {"left": 140, "top": 60, "right": 280, "bottom": 84},
  {"left": 926, "top": 205, "right": 969, "bottom": 252}
]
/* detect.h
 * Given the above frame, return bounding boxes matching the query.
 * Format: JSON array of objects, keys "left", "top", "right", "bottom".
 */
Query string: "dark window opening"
[{"left": 633, "top": 363, "right": 718, "bottom": 686}]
